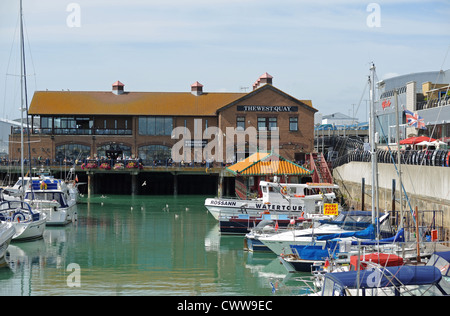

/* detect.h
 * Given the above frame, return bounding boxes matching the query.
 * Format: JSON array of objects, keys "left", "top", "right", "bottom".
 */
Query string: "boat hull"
[
  {"left": 12, "top": 215, "right": 47, "bottom": 241},
  {"left": 279, "top": 256, "right": 317, "bottom": 273},
  {"left": 245, "top": 235, "right": 272, "bottom": 252},
  {"left": 219, "top": 214, "right": 298, "bottom": 235},
  {"left": 42, "top": 204, "right": 78, "bottom": 226},
  {"left": 205, "top": 198, "right": 306, "bottom": 220},
  {"left": 0, "top": 223, "right": 15, "bottom": 264}
]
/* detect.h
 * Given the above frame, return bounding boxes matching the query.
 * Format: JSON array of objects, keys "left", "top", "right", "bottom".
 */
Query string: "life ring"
[
  {"left": 281, "top": 186, "right": 288, "bottom": 195},
  {"left": 13, "top": 211, "right": 26, "bottom": 223},
  {"left": 40, "top": 181, "right": 47, "bottom": 190}
]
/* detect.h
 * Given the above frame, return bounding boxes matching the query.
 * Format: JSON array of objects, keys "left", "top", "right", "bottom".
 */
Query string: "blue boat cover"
[
  {"left": 434, "top": 251, "right": 450, "bottom": 263},
  {"left": 325, "top": 266, "right": 443, "bottom": 289},
  {"left": 316, "top": 224, "right": 376, "bottom": 241},
  {"left": 290, "top": 241, "right": 339, "bottom": 260},
  {"left": 350, "top": 228, "right": 405, "bottom": 245}
]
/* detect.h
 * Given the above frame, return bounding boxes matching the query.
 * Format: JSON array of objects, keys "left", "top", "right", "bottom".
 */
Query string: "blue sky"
[{"left": 1, "top": 0, "right": 449, "bottom": 121}]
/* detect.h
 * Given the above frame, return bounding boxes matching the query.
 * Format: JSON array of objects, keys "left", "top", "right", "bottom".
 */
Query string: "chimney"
[
  {"left": 191, "top": 81, "right": 203, "bottom": 96},
  {"left": 259, "top": 72, "right": 273, "bottom": 85},
  {"left": 112, "top": 81, "right": 125, "bottom": 95},
  {"left": 253, "top": 73, "right": 273, "bottom": 90}
]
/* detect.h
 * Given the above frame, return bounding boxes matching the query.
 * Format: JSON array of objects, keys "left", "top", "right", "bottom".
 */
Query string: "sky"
[{"left": 0, "top": 0, "right": 449, "bottom": 122}]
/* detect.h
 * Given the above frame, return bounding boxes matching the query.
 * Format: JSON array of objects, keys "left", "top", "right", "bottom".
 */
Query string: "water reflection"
[{"left": 0, "top": 195, "right": 310, "bottom": 296}]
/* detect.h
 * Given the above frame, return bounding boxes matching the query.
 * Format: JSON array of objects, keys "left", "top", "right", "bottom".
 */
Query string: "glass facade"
[
  {"left": 139, "top": 117, "right": 173, "bottom": 136},
  {"left": 40, "top": 116, "right": 131, "bottom": 135}
]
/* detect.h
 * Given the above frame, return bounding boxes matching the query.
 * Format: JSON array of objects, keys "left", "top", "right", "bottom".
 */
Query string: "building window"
[
  {"left": 40, "top": 117, "right": 52, "bottom": 134},
  {"left": 258, "top": 117, "right": 277, "bottom": 131},
  {"left": 55, "top": 143, "right": 91, "bottom": 161},
  {"left": 138, "top": 144, "right": 172, "bottom": 165},
  {"left": 289, "top": 117, "right": 298, "bottom": 131},
  {"left": 237, "top": 117, "right": 245, "bottom": 130},
  {"left": 97, "top": 144, "right": 131, "bottom": 159},
  {"left": 139, "top": 117, "right": 173, "bottom": 136}
]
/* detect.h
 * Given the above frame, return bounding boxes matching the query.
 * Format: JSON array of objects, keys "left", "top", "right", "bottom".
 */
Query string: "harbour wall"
[{"left": 333, "top": 161, "right": 450, "bottom": 241}]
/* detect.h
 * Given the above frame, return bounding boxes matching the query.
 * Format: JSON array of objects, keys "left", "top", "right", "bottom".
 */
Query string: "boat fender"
[
  {"left": 447, "top": 152, "right": 450, "bottom": 167},
  {"left": 294, "top": 194, "right": 305, "bottom": 198}
]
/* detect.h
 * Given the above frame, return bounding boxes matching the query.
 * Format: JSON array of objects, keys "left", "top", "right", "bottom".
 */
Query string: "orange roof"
[
  {"left": 227, "top": 152, "right": 312, "bottom": 176},
  {"left": 29, "top": 91, "right": 246, "bottom": 116}
]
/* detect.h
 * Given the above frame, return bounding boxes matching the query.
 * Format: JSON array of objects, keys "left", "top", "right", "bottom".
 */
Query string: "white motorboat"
[
  {"left": 0, "top": 200, "right": 47, "bottom": 241},
  {"left": 1, "top": 176, "right": 40, "bottom": 199},
  {"left": 205, "top": 181, "right": 339, "bottom": 220},
  {"left": 0, "top": 221, "right": 15, "bottom": 265},
  {"left": 25, "top": 178, "right": 77, "bottom": 226}
]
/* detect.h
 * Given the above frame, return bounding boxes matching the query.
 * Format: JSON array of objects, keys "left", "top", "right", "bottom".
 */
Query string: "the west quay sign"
[{"left": 237, "top": 105, "right": 298, "bottom": 112}]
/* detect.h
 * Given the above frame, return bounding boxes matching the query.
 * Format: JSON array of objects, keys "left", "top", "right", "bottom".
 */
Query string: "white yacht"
[
  {"left": 0, "top": 200, "right": 47, "bottom": 241},
  {"left": 25, "top": 178, "right": 77, "bottom": 226},
  {"left": 205, "top": 181, "right": 339, "bottom": 220}
]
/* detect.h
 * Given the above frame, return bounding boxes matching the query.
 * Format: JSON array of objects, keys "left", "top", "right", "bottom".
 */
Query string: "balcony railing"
[
  {"left": 11, "top": 127, "right": 132, "bottom": 136},
  {"left": 416, "top": 96, "right": 450, "bottom": 111}
]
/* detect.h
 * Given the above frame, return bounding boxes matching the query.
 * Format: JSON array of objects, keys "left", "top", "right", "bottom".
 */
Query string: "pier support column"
[
  {"left": 173, "top": 173, "right": 178, "bottom": 196},
  {"left": 218, "top": 172, "right": 223, "bottom": 198},
  {"left": 87, "top": 172, "right": 94, "bottom": 198},
  {"left": 131, "top": 172, "right": 138, "bottom": 196}
]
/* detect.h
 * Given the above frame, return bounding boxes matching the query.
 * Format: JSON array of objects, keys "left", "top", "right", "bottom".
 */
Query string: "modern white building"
[{"left": 376, "top": 69, "right": 450, "bottom": 145}]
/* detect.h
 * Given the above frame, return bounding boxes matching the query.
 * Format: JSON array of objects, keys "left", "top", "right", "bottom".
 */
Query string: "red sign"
[{"left": 382, "top": 100, "right": 391, "bottom": 110}]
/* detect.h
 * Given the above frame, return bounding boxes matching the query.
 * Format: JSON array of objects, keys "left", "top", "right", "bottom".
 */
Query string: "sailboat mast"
[
  {"left": 19, "top": 0, "right": 25, "bottom": 197},
  {"left": 394, "top": 90, "right": 403, "bottom": 229},
  {"left": 369, "top": 63, "right": 379, "bottom": 231}
]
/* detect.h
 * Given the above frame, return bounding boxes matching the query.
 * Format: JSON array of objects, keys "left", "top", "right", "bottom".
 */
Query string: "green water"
[{"left": 0, "top": 195, "right": 308, "bottom": 296}]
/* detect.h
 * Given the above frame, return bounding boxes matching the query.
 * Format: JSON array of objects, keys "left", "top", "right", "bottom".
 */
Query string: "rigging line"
[
  {"left": 353, "top": 79, "right": 369, "bottom": 124},
  {"left": 2, "top": 11, "right": 20, "bottom": 119},
  {"left": 22, "top": 13, "right": 38, "bottom": 91},
  {"left": 374, "top": 115, "right": 416, "bottom": 225}
]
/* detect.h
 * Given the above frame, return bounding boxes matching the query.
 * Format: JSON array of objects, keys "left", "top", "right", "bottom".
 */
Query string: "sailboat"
[
  {"left": 0, "top": 221, "right": 15, "bottom": 265},
  {"left": 0, "top": 0, "right": 47, "bottom": 241},
  {"left": 0, "top": 200, "right": 46, "bottom": 241}
]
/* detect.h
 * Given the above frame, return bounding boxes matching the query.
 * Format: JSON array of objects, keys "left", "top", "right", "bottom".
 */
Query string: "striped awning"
[{"left": 227, "top": 152, "right": 312, "bottom": 176}]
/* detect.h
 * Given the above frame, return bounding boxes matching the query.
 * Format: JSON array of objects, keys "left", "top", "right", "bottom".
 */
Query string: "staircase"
[{"left": 308, "top": 152, "right": 333, "bottom": 185}]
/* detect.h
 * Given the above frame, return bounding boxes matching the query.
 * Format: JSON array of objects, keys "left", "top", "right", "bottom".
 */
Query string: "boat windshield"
[{"left": 25, "top": 192, "right": 68, "bottom": 208}]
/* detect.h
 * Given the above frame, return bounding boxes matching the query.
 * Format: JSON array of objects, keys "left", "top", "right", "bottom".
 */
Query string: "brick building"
[{"left": 10, "top": 73, "right": 317, "bottom": 165}]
